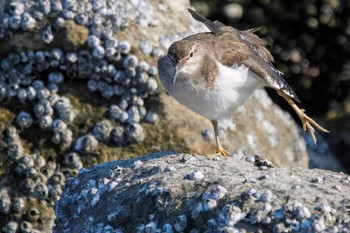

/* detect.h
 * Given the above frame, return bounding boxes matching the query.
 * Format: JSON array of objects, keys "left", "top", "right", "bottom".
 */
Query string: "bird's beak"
[
  {"left": 167, "top": 54, "right": 179, "bottom": 84},
  {"left": 172, "top": 66, "right": 180, "bottom": 84}
]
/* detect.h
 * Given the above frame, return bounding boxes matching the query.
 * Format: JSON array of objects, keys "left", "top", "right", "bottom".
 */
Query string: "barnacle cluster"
[{"left": 0, "top": 0, "right": 195, "bottom": 230}]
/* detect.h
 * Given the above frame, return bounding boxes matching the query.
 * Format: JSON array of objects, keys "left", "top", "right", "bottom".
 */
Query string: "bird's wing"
[{"left": 188, "top": 8, "right": 300, "bottom": 102}]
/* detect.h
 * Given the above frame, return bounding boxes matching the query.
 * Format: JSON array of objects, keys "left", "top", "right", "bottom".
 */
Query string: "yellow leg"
[
  {"left": 277, "top": 90, "right": 329, "bottom": 144},
  {"left": 211, "top": 120, "right": 230, "bottom": 156}
]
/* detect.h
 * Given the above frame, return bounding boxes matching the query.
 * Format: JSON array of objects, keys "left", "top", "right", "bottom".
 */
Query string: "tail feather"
[{"left": 188, "top": 8, "right": 217, "bottom": 33}]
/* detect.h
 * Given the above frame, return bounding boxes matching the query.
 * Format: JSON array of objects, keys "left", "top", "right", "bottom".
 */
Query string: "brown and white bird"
[{"left": 158, "top": 9, "right": 328, "bottom": 156}]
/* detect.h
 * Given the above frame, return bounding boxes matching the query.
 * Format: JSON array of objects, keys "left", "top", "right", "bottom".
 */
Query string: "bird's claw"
[
  {"left": 298, "top": 110, "right": 329, "bottom": 144},
  {"left": 216, "top": 147, "right": 230, "bottom": 157}
]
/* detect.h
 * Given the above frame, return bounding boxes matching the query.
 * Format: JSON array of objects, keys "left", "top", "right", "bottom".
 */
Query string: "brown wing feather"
[{"left": 188, "top": 8, "right": 300, "bottom": 102}]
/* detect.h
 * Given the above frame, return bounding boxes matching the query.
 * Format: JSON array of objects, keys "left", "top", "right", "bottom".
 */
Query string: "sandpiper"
[{"left": 158, "top": 9, "right": 328, "bottom": 156}]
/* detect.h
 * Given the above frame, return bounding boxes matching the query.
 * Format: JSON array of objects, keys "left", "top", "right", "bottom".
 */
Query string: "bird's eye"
[{"left": 189, "top": 52, "right": 194, "bottom": 58}]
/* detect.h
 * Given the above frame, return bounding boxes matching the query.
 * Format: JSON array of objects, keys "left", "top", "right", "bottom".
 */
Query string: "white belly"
[{"left": 162, "top": 63, "right": 265, "bottom": 120}]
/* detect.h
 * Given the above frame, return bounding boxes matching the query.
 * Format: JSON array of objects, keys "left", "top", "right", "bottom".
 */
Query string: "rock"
[
  {"left": 54, "top": 152, "right": 350, "bottom": 232},
  {"left": 0, "top": 0, "right": 337, "bottom": 231}
]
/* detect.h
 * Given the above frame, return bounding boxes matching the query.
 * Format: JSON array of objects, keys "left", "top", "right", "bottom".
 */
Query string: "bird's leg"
[
  {"left": 277, "top": 90, "right": 329, "bottom": 144},
  {"left": 211, "top": 120, "right": 230, "bottom": 156}
]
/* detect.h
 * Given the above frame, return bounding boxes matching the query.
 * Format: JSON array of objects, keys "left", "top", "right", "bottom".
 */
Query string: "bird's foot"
[
  {"left": 277, "top": 90, "right": 329, "bottom": 144},
  {"left": 296, "top": 108, "right": 329, "bottom": 144},
  {"left": 205, "top": 146, "right": 230, "bottom": 158},
  {"left": 216, "top": 146, "right": 230, "bottom": 157}
]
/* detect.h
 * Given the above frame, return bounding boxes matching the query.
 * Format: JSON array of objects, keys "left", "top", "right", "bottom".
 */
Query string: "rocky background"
[
  {"left": 190, "top": 0, "right": 350, "bottom": 169},
  {"left": 0, "top": 0, "right": 348, "bottom": 232}
]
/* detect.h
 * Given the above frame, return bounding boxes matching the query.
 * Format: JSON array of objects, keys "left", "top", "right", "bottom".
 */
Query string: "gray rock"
[{"left": 55, "top": 152, "right": 350, "bottom": 232}]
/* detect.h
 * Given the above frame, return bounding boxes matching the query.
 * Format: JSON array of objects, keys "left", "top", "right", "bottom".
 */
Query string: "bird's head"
[{"left": 167, "top": 40, "right": 207, "bottom": 84}]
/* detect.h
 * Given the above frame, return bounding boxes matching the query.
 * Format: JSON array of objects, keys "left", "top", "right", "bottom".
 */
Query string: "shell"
[
  {"left": 48, "top": 184, "right": 63, "bottom": 201},
  {"left": 19, "top": 221, "right": 33, "bottom": 233},
  {"left": 92, "top": 45, "right": 105, "bottom": 59},
  {"left": 32, "top": 79, "right": 45, "bottom": 91},
  {"left": 74, "top": 134, "right": 99, "bottom": 154},
  {"left": 127, "top": 106, "right": 141, "bottom": 124},
  {"left": 48, "top": 71, "right": 64, "bottom": 83},
  {"left": 145, "top": 112, "right": 159, "bottom": 124},
  {"left": 117, "top": 40, "right": 131, "bottom": 54},
  {"left": 174, "top": 215, "right": 187, "bottom": 232},
  {"left": 15, "top": 111, "right": 33, "bottom": 129},
  {"left": 66, "top": 51, "right": 78, "bottom": 63},
  {"left": 38, "top": 115, "right": 53, "bottom": 129},
  {"left": 87, "top": 35, "right": 101, "bottom": 48},
  {"left": 119, "top": 99, "right": 128, "bottom": 110},
  {"left": 146, "top": 77, "right": 158, "bottom": 95},
  {"left": 111, "top": 126, "right": 124, "bottom": 144},
  {"left": 33, "top": 99, "right": 53, "bottom": 118},
  {"left": 27, "top": 207, "right": 40, "bottom": 222},
  {"left": 42, "top": 161, "right": 57, "bottom": 178},
  {"left": 58, "top": 107, "right": 78, "bottom": 123},
  {"left": 20, "top": 178, "right": 35, "bottom": 195},
  {"left": 101, "top": 84, "right": 114, "bottom": 99},
  {"left": 105, "top": 47, "right": 117, "bottom": 59},
  {"left": 92, "top": 120, "right": 113, "bottom": 142},
  {"left": 54, "top": 97, "right": 72, "bottom": 112},
  {"left": 33, "top": 182, "right": 49, "bottom": 200},
  {"left": 36, "top": 0, "right": 51, "bottom": 15},
  {"left": 139, "top": 40, "right": 153, "bottom": 55},
  {"left": 202, "top": 185, "right": 227, "bottom": 200},
  {"left": 104, "top": 38, "right": 118, "bottom": 49},
  {"left": 36, "top": 88, "right": 51, "bottom": 100},
  {"left": 186, "top": 170, "right": 204, "bottom": 180},
  {"left": 9, "top": 15, "right": 21, "bottom": 30},
  {"left": 51, "top": 1, "right": 63, "bottom": 12},
  {"left": 4, "top": 221, "right": 18, "bottom": 233},
  {"left": 113, "top": 84, "right": 125, "bottom": 96},
  {"left": 17, "top": 88, "right": 28, "bottom": 103},
  {"left": 148, "top": 66, "right": 158, "bottom": 76},
  {"left": 46, "top": 82, "right": 59, "bottom": 93},
  {"left": 123, "top": 55, "right": 138, "bottom": 69},
  {"left": 59, "top": 128, "right": 73, "bottom": 149},
  {"left": 9, "top": 2, "right": 25, "bottom": 15},
  {"left": 55, "top": 17, "right": 66, "bottom": 28},
  {"left": 7, "top": 143, "right": 24, "bottom": 161},
  {"left": 63, "top": 152, "right": 83, "bottom": 170},
  {"left": 87, "top": 79, "right": 99, "bottom": 92},
  {"left": 26, "top": 86, "right": 36, "bottom": 101},
  {"left": 62, "top": 9, "right": 75, "bottom": 20},
  {"left": 51, "top": 132, "right": 61, "bottom": 144},
  {"left": 8, "top": 52, "right": 20, "bottom": 65},
  {"left": 125, "top": 123, "right": 145, "bottom": 143},
  {"left": 11, "top": 197, "right": 26, "bottom": 212},
  {"left": 109, "top": 105, "right": 123, "bottom": 120},
  {"left": 51, "top": 48, "right": 64, "bottom": 61},
  {"left": 75, "top": 13, "right": 89, "bottom": 26},
  {"left": 42, "top": 25, "right": 54, "bottom": 44},
  {"left": 52, "top": 119, "right": 68, "bottom": 133},
  {"left": 0, "top": 189, "right": 11, "bottom": 214},
  {"left": 118, "top": 111, "right": 129, "bottom": 123}
]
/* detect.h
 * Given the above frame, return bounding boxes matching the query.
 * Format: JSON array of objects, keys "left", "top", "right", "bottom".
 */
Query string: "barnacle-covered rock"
[{"left": 54, "top": 153, "right": 350, "bottom": 232}]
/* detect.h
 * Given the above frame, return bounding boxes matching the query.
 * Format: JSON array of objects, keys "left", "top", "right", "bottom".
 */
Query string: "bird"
[{"left": 157, "top": 8, "right": 329, "bottom": 156}]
